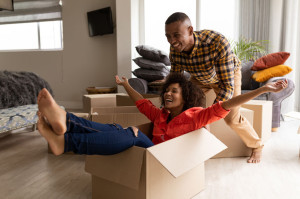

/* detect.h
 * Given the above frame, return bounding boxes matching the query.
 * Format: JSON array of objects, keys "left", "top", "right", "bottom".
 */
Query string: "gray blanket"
[{"left": 0, "top": 71, "right": 53, "bottom": 109}]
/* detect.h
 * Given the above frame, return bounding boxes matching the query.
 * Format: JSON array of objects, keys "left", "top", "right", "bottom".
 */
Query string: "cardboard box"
[
  {"left": 82, "top": 93, "right": 121, "bottom": 113},
  {"left": 116, "top": 94, "right": 161, "bottom": 108},
  {"left": 205, "top": 90, "right": 254, "bottom": 158},
  {"left": 91, "top": 106, "right": 150, "bottom": 127},
  {"left": 71, "top": 112, "right": 89, "bottom": 120},
  {"left": 241, "top": 100, "right": 272, "bottom": 142},
  {"left": 210, "top": 107, "right": 254, "bottom": 158},
  {"left": 85, "top": 123, "right": 227, "bottom": 199},
  {"left": 83, "top": 93, "right": 160, "bottom": 113}
]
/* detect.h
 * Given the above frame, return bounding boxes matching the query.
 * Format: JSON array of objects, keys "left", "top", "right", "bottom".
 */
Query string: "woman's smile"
[{"left": 163, "top": 83, "right": 184, "bottom": 115}]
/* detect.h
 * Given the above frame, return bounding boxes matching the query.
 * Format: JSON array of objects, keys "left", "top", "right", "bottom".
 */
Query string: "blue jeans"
[{"left": 64, "top": 112, "right": 154, "bottom": 155}]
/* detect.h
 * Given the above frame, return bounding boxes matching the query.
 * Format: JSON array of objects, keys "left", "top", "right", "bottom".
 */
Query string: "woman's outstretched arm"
[
  {"left": 115, "top": 75, "right": 144, "bottom": 103},
  {"left": 222, "top": 79, "right": 288, "bottom": 110}
]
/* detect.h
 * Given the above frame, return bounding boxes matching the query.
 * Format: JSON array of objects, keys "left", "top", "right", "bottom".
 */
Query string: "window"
[
  {"left": 142, "top": 0, "right": 238, "bottom": 54},
  {"left": 199, "top": 0, "right": 238, "bottom": 41},
  {"left": 144, "top": 0, "right": 196, "bottom": 54},
  {"left": 0, "top": 20, "right": 62, "bottom": 50},
  {"left": 39, "top": 21, "right": 63, "bottom": 49},
  {"left": 0, "top": 0, "right": 62, "bottom": 51}
]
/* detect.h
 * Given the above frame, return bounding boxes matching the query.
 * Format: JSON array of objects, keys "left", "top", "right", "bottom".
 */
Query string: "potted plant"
[{"left": 230, "top": 37, "right": 269, "bottom": 61}]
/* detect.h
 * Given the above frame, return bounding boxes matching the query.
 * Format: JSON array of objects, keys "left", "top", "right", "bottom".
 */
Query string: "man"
[{"left": 165, "top": 12, "right": 262, "bottom": 163}]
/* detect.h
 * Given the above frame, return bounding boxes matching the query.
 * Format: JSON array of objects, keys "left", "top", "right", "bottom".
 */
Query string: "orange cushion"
[
  {"left": 251, "top": 52, "right": 290, "bottom": 71},
  {"left": 251, "top": 65, "right": 292, "bottom": 82}
]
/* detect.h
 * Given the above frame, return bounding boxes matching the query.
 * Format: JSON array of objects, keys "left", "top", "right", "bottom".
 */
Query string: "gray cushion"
[
  {"left": 241, "top": 60, "right": 260, "bottom": 90},
  {"left": 128, "top": 78, "right": 148, "bottom": 94},
  {"left": 136, "top": 45, "right": 171, "bottom": 66},
  {"left": 132, "top": 68, "right": 169, "bottom": 82},
  {"left": 133, "top": 57, "right": 168, "bottom": 71}
]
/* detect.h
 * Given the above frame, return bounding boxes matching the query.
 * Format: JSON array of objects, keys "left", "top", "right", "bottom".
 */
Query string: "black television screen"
[{"left": 87, "top": 7, "right": 113, "bottom": 36}]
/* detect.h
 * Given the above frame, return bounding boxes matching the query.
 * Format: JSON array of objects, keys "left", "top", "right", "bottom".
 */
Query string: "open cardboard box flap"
[
  {"left": 85, "top": 146, "right": 145, "bottom": 190},
  {"left": 147, "top": 128, "right": 227, "bottom": 178},
  {"left": 85, "top": 123, "right": 153, "bottom": 190}
]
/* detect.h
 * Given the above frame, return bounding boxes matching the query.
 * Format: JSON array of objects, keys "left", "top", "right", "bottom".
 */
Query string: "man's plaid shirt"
[{"left": 170, "top": 30, "right": 241, "bottom": 102}]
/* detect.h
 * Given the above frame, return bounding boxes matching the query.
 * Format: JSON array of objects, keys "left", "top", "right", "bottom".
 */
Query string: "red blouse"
[{"left": 136, "top": 99, "right": 230, "bottom": 145}]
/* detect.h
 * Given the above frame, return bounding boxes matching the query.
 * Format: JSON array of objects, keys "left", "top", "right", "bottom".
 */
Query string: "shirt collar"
[{"left": 189, "top": 32, "right": 200, "bottom": 57}]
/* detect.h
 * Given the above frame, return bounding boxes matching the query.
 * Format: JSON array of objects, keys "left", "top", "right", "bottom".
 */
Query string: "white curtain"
[
  {"left": 269, "top": 0, "right": 300, "bottom": 112},
  {"left": 0, "top": 0, "right": 61, "bottom": 24},
  {"left": 240, "top": 0, "right": 299, "bottom": 113},
  {"left": 239, "top": 0, "right": 270, "bottom": 43}
]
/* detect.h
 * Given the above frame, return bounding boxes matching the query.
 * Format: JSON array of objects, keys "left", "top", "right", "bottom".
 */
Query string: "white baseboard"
[{"left": 57, "top": 101, "right": 83, "bottom": 110}]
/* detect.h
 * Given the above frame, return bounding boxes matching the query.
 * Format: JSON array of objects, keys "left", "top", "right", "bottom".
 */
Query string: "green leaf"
[{"left": 230, "top": 37, "right": 269, "bottom": 62}]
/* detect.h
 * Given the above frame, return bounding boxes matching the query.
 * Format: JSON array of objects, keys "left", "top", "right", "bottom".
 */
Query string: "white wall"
[
  {"left": 0, "top": 0, "right": 117, "bottom": 109},
  {"left": 115, "top": 0, "right": 141, "bottom": 93}
]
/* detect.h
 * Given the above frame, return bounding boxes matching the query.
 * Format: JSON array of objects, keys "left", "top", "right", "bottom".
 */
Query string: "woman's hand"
[
  {"left": 263, "top": 79, "right": 288, "bottom": 93},
  {"left": 221, "top": 79, "right": 288, "bottom": 111},
  {"left": 115, "top": 75, "right": 144, "bottom": 102},
  {"left": 115, "top": 75, "right": 128, "bottom": 86}
]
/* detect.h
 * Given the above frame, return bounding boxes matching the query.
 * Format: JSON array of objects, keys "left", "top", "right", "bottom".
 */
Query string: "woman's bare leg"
[
  {"left": 37, "top": 88, "right": 67, "bottom": 135},
  {"left": 37, "top": 112, "right": 65, "bottom": 155}
]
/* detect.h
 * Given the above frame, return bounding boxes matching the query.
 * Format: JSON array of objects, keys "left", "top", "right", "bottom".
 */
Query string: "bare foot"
[
  {"left": 247, "top": 149, "right": 262, "bottom": 163},
  {"left": 38, "top": 88, "right": 67, "bottom": 135},
  {"left": 37, "top": 112, "right": 65, "bottom": 156}
]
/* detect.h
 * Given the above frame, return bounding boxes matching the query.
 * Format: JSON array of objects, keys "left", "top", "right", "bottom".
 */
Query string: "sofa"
[
  {"left": 241, "top": 60, "right": 295, "bottom": 130},
  {"left": 129, "top": 60, "right": 295, "bottom": 131}
]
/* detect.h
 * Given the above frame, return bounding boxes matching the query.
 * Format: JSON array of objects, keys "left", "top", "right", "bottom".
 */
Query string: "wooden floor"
[
  {"left": 0, "top": 119, "right": 299, "bottom": 199},
  {"left": 0, "top": 128, "right": 91, "bottom": 199}
]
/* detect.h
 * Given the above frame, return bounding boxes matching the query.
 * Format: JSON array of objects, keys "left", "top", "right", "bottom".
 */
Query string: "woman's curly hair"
[{"left": 160, "top": 73, "right": 206, "bottom": 111}]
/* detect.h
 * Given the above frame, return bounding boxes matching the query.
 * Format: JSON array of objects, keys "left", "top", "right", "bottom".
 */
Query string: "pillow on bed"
[
  {"left": 251, "top": 52, "right": 290, "bottom": 71},
  {"left": 136, "top": 45, "right": 171, "bottom": 66},
  {"left": 251, "top": 65, "right": 292, "bottom": 82},
  {"left": 133, "top": 57, "right": 168, "bottom": 71},
  {"left": 132, "top": 68, "right": 169, "bottom": 82}
]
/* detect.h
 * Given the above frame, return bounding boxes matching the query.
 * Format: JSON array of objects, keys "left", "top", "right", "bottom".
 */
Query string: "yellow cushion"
[{"left": 251, "top": 65, "right": 292, "bottom": 82}]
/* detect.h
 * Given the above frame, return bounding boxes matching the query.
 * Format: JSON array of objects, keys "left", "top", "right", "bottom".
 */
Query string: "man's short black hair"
[{"left": 165, "top": 12, "right": 190, "bottom": 25}]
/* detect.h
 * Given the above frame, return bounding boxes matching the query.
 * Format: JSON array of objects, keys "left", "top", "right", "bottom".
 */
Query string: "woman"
[{"left": 37, "top": 73, "right": 287, "bottom": 158}]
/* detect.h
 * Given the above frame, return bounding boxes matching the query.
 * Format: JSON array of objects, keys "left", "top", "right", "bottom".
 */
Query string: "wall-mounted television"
[{"left": 87, "top": 7, "right": 113, "bottom": 37}]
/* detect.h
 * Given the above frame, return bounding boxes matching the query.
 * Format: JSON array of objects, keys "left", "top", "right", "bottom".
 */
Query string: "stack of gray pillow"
[{"left": 132, "top": 45, "right": 171, "bottom": 82}]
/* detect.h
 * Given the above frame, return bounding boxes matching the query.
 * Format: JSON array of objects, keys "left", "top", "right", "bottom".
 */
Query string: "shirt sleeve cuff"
[{"left": 216, "top": 101, "right": 230, "bottom": 116}]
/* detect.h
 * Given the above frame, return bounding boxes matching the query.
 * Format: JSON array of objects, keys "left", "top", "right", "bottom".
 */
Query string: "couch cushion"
[
  {"left": 135, "top": 45, "right": 171, "bottom": 66},
  {"left": 241, "top": 61, "right": 260, "bottom": 90},
  {"left": 132, "top": 68, "right": 169, "bottom": 82},
  {"left": 133, "top": 57, "right": 168, "bottom": 71},
  {"left": 251, "top": 52, "right": 290, "bottom": 71},
  {"left": 251, "top": 65, "right": 292, "bottom": 82}
]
